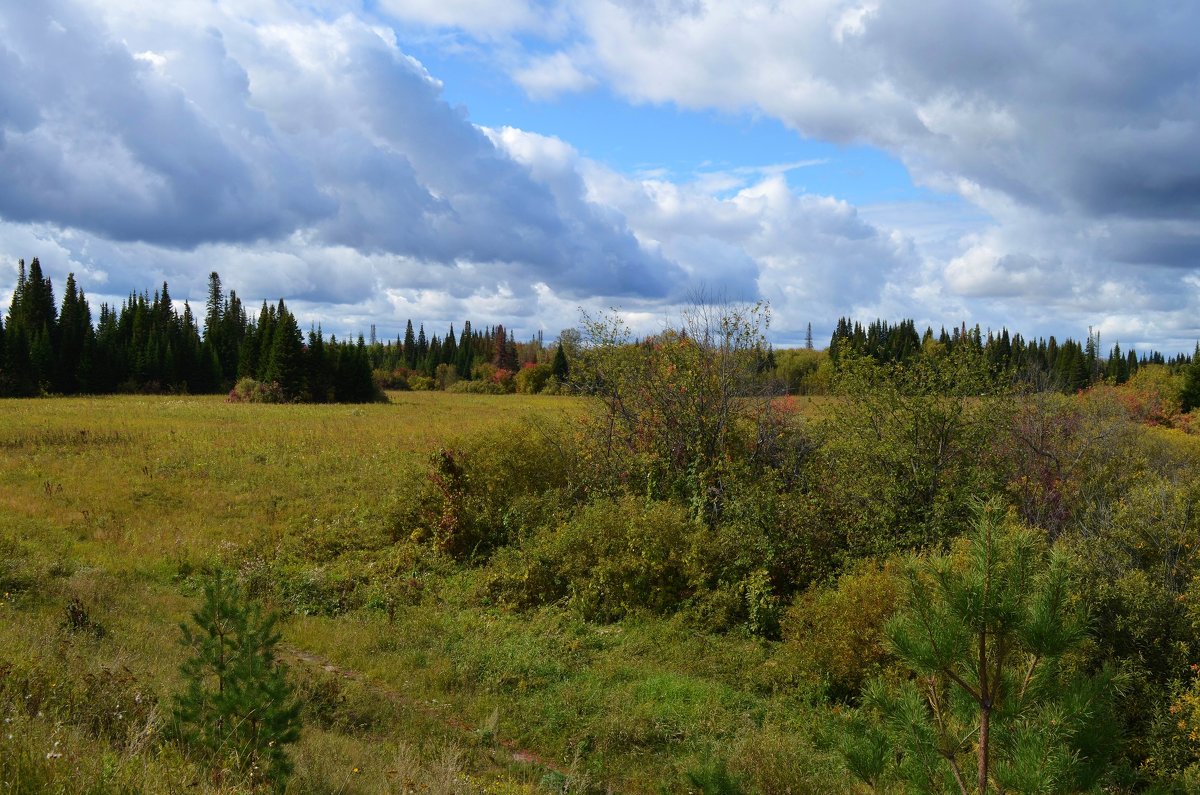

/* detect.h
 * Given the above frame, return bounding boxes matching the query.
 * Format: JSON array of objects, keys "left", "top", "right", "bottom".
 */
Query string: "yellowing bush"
[{"left": 780, "top": 559, "right": 903, "bottom": 699}]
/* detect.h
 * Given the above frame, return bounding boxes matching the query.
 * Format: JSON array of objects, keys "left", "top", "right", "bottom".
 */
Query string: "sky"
[{"left": 1, "top": 1, "right": 1198, "bottom": 352}]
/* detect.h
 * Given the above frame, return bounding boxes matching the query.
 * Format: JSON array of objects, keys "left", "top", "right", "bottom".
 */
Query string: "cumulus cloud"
[
  {"left": 0, "top": 1, "right": 330, "bottom": 247},
  {"left": 556, "top": 0, "right": 1200, "bottom": 226},
  {"left": 5, "top": 0, "right": 1198, "bottom": 351},
  {"left": 413, "top": 0, "right": 1200, "bottom": 347},
  {"left": 0, "top": 0, "right": 682, "bottom": 312},
  {"left": 512, "top": 51, "right": 597, "bottom": 99}
]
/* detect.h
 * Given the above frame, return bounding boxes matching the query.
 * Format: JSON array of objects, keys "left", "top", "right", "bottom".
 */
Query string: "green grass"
[{"left": 0, "top": 392, "right": 841, "bottom": 793}]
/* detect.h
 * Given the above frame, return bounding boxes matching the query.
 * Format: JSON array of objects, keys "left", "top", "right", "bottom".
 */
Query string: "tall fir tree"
[
  {"left": 403, "top": 319, "right": 416, "bottom": 370},
  {"left": 456, "top": 320, "right": 474, "bottom": 377},
  {"left": 55, "top": 273, "right": 93, "bottom": 394},
  {"left": 264, "top": 301, "right": 305, "bottom": 401},
  {"left": 551, "top": 342, "right": 569, "bottom": 382},
  {"left": 1181, "top": 343, "right": 1200, "bottom": 413}
]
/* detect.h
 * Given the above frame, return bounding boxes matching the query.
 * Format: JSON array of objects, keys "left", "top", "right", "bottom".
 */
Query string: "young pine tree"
[
  {"left": 839, "top": 499, "right": 1120, "bottom": 794},
  {"left": 173, "top": 572, "right": 301, "bottom": 790}
]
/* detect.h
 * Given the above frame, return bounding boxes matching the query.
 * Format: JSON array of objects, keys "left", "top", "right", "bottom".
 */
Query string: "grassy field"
[{"left": 0, "top": 392, "right": 838, "bottom": 793}]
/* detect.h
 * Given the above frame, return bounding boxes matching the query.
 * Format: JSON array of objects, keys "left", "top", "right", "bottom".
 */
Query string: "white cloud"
[
  {"left": 417, "top": 0, "right": 1200, "bottom": 347},
  {"left": 0, "top": 0, "right": 682, "bottom": 311},
  {"left": 375, "top": 0, "right": 556, "bottom": 37},
  {"left": 512, "top": 51, "right": 597, "bottom": 99},
  {"left": 6, "top": 0, "right": 1200, "bottom": 351}
]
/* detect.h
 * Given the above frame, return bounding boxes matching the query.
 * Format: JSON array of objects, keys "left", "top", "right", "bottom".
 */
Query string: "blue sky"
[
  {"left": 411, "top": 40, "right": 933, "bottom": 205},
  {"left": 1, "top": 1, "right": 1198, "bottom": 351}
]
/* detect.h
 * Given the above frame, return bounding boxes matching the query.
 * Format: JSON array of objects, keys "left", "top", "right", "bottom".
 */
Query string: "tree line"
[
  {"left": 0, "top": 260, "right": 568, "bottom": 401},
  {"left": 828, "top": 316, "right": 1193, "bottom": 393}
]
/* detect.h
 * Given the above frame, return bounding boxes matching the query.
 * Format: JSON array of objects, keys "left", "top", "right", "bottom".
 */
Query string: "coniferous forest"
[{"left": 0, "top": 260, "right": 548, "bottom": 401}]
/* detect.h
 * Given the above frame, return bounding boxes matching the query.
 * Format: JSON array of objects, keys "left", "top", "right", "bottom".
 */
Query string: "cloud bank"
[
  {"left": 391, "top": 0, "right": 1200, "bottom": 348},
  {"left": 2, "top": 0, "right": 1198, "bottom": 350}
]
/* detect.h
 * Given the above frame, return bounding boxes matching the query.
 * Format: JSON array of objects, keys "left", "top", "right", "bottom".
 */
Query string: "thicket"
[{"left": 365, "top": 301, "right": 1200, "bottom": 791}]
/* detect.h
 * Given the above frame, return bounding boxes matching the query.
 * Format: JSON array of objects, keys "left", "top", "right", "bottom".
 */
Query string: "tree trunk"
[{"left": 978, "top": 704, "right": 991, "bottom": 794}]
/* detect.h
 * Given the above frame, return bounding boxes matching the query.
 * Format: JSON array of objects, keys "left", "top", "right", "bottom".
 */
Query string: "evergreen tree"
[
  {"left": 333, "top": 336, "right": 379, "bottom": 403},
  {"left": 264, "top": 301, "right": 305, "bottom": 401},
  {"left": 13, "top": 257, "right": 58, "bottom": 335},
  {"left": 55, "top": 273, "right": 93, "bottom": 394},
  {"left": 204, "top": 272, "right": 223, "bottom": 342},
  {"left": 493, "top": 324, "right": 518, "bottom": 371},
  {"left": 456, "top": 321, "right": 474, "bottom": 377},
  {"left": 173, "top": 572, "right": 301, "bottom": 790},
  {"left": 840, "top": 500, "right": 1119, "bottom": 794},
  {"left": 1105, "top": 342, "right": 1126, "bottom": 383},
  {"left": 416, "top": 324, "right": 428, "bottom": 367},
  {"left": 305, "top": 325, "right": 333, "bottom": 403},
  {"left": 1181, "top": 344, "right": 1200, "bottom": 413},
  {"left": 551, "top": 342, "right": 570, "bottom": 383},
  {"left": 403, "top": 319, "right": 416, "bottom": 370},
  {"left": 215, "top": 287, "right": 246, "bottom": 383},
  {"left": 442, "top": 324, "right": 457, "bottom": 365}
]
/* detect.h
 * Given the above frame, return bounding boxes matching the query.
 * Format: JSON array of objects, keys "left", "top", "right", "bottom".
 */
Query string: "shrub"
[
  {"left": 780, "top": 559, "right": 903, "bottom": 699},
  {"left": 226, "top": 377, "right": 286, "bottom": 404},
  {"left": 515, "top": 362, "right": 552, "bottom": 394},
  {"left": 573, "top": 303, "right": 789, "bottom": 525},
  {"left": 447, "top": 378, "right": 507, "bottom": 394},
  {"left": 403, "top": 422, "right": 578, "bottom": 560},
  {"left": 373, "top": 367, "right": 412, "bottom": 390},
  {"left": 434, "top": 362, "right": 460, "bottom": 390},
  {"left": 407, "top": 374, "right": 435, "bottom": 391},
  {"left": 486, "top": 496, "right": 696, "bottom": 621}
]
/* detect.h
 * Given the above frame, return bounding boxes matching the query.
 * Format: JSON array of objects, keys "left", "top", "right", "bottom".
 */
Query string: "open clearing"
[{"left": 0, "top": 392, "right": 830, "bottom": 793}]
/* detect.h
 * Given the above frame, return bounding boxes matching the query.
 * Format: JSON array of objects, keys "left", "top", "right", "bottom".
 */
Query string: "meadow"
[
  {"left": 0, "top": 392, "right": 837, "bottom": 794},
  {"left": 6, "top": 347, "right": 1200, "bottom": 794}
]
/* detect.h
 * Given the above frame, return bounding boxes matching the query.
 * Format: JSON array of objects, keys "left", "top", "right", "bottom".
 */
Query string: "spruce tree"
[
  {"left": 551, "top": 342, "right": 569, "bottom": 382},
  {"left": 456, "top": 320, "right": 474, "bottom": 377},
  {"left": 55, "top": 273, "right": 93, "bottom": 394},
  {"left": 403, "top": 319, "right": 416, "bottom": 370},
  {"left": 1181, "top": 344, "right": 1200, "bottom": 413},
  {"left": 265, "top": 301, "right": 305, "bottom": 401},
  {"left": 305, "top": 325, "right": 333, "bottom": 403}
]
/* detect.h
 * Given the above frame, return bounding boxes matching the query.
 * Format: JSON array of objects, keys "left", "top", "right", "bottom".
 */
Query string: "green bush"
[
  {"left": 514, "top": 362, "right": 552, "bottom": 394},
  {"left": 446, "top": 378, "right": 507, "bottom": 394},
  {"left": 403, "top": 422, "right": 578, "bottom": 560},
  {"left": 779, "top": 558, "right": 903, "bottom": 699},
  {"left": 486, "top": 496, "right": 696, "bottom": 621}
]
